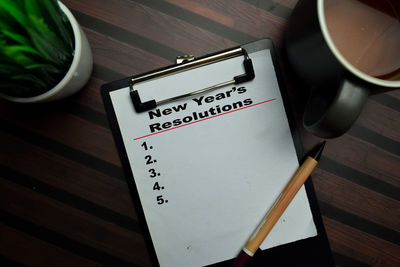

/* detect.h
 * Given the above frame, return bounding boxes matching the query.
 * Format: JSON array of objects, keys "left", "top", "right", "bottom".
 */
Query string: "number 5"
[{"left": 157, "top": 195, "right": 164, "bottom": 205}]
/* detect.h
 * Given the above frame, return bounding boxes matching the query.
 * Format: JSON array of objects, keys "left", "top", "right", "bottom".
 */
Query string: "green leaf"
[
  {"left": 0, "top": 83, "right": 30, "bottom": 91},
  {"left": 40, "top": 0, "right": 74, "bottom": 50},
  {"left": 0, "top": 8, "right": 14, "bottom": 31},
  {"left": 2, "top": 45, "right": 40, "bottom": 56},
  {"left": 0, "top": 0, "right": 27, "bottom": 28},
  {"left": 11, "top": 73, "right": 48, "bottom": 89},
  {"left": 26, "top": 63, "right": 61, "bottom": 73},
  {"left": 0, "top": 41, "right": 41, "bottom": 67},
  {"left": 0, "top": 82, "right": 44, "bottom": 97},
  {"left": 0, "top": 83, "right": 32, "bottom": 92},
  {"left": 27, "top": 63, "right": 59, "bottom": 86},
  {"left": 24, "top": 0, "right": 42, "bottom": 18},
  {"left": 0, "top": 0, "right": 75, "bottom": 96},
  {"left": 0, "top": 63, "right": 26, "bottom": 76},
  {"left": 1, "top": 48, "right": 35, "bottom": 67},
  {"left": 1, "top": 29, "right": 31, "bottom": 45},
  {"left": 26, "top": 15, "right": 72, "bottom": 66}
]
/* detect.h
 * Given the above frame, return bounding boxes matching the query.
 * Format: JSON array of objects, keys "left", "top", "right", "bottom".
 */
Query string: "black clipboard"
[{"left": 101, "top": 39, "right": 334, "bottom": 267}]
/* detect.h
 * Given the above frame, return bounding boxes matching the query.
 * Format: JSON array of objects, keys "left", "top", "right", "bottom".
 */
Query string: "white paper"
[{"left": 110, "top": 49, "right": 317, "bottom": 267}]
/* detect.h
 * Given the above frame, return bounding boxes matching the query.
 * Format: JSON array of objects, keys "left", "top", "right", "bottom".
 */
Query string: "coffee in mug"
[
  {"left": 285, "top": 0, "right": 400, "bottom": 138},
  {"left": 324, "top": 0, "right": 400, "bottom": 81}
]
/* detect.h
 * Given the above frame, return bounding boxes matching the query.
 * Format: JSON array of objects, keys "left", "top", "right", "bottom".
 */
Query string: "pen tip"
[{"left": 310, "top": 141, "right": 326, "bottom": 161}]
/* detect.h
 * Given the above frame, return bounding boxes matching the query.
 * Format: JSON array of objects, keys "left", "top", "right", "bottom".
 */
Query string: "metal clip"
[
  {"left": 130, "top": 47, "right": 255, "bottom": 112},
  {"left": 176, "top": 55, "right": 195, "bottom": 64}
]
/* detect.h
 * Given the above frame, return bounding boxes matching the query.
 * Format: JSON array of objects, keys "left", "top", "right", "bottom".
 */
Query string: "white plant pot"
[{"left": 1, "top": 1, "right": 93, "bottom": 103}]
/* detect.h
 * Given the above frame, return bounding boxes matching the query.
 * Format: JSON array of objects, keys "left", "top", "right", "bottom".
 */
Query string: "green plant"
[{"left": 0, "top": 0, "right": 74, "bottom": 97}]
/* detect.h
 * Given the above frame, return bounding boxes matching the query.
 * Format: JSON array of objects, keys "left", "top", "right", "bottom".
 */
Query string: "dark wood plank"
[
  {"left": 164, "top": 0, "right": 287, "bottom": 44},
  {"left": 324, "top": 217, "right": 400, "bottom": 266},
  {"left": 71, "top": 77, "right": 109, "bottom": 113},
  {"left": 0, "top": 179, "right": 152, "bottom": 266},
  {"left": 0, "top": 131, "right": 136, "bottom": 221},
  {"left": 323, "top": 134, "right": 400, "bottom": 187},
  {"left": 0, "top": 103, "right": 120, "bottom": 166},
  {"left": 357, "top": 100, "right": 400, "bottom": 142},
  {"left": 386, "top": 90, "right": 400, "bottom": 100},
  {"left": 63, "top": 0, "right": 237, "bottom": 56},
  {"left": 274, "top": 0, "right": 298, "bottom": 8},
  {"left": 0, "top": 224, "right": 102, "bottom": 267},
  {"left": 84, "top": 27, "right": 171, "bottom": 77},
  {"left": 313, "top": 168, "right": 399, "bottom": 232}
]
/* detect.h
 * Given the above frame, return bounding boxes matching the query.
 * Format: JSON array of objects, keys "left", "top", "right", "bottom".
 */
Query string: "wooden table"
[{"left": 1, "top": 1, "right": 399, "bottom": 266}]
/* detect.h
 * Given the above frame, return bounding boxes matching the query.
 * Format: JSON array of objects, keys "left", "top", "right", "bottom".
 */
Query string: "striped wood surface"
[{"left": 1, "top": 0, "right": 399, "bottom": 266}]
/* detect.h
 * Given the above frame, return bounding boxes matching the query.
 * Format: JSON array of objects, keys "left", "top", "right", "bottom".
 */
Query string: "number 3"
[{"left": 149, "top": 169, "right": 157, "bottom": 178}]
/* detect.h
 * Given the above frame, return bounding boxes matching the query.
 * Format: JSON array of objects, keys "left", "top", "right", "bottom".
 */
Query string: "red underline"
[{"left": 133, "top": 98, "right": 277, "bottom": 140}]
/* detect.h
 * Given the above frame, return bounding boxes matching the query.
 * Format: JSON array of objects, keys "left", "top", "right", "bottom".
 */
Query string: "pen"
[{"left": 231, "top": 141, "right": 326, "bottom": 267}]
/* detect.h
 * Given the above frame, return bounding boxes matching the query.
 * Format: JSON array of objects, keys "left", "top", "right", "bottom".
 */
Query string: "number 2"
[{"left": 145, "top": 155, "right": 155, "bottom": 165}]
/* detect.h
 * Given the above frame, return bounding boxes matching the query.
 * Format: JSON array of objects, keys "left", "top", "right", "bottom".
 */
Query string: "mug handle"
[{"left": 303, "top": 79, "right": 369, "bottom": 138}]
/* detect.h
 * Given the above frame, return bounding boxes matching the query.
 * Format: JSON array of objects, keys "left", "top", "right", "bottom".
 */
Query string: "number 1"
[{"left": 141, "top": 141, "right": 148, "bottom": 150}]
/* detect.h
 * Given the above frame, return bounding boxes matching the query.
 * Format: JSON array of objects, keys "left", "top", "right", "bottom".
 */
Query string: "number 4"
[{"left": 153, "top": 182, "right": 161, "bottom": 190}]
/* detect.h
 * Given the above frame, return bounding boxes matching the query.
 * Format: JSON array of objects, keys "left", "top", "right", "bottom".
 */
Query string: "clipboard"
[{"left": 101, "top": 39, "right": 334, "bottom": 267}]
